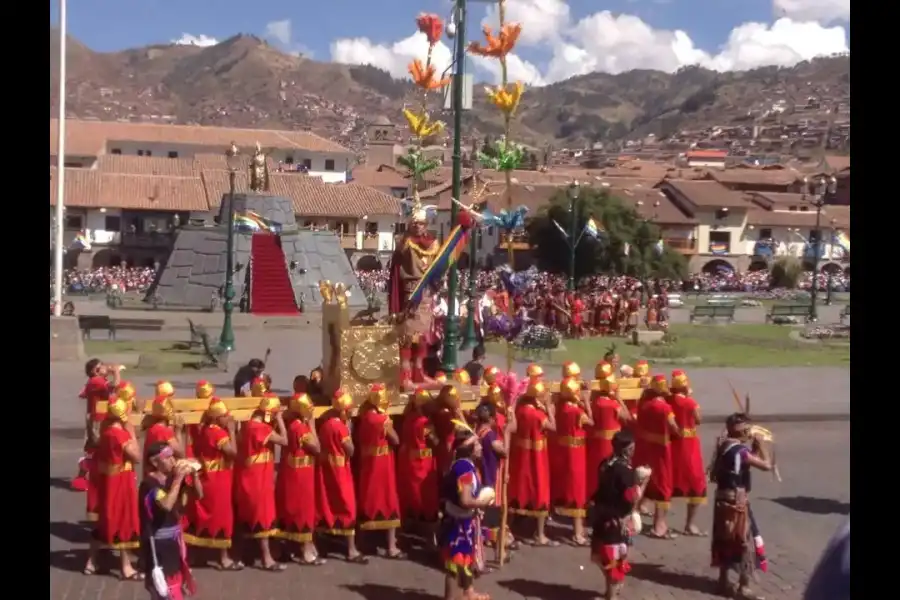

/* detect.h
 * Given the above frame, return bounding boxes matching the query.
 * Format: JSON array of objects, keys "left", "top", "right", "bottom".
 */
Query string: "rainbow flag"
[
  {"left": 71, "top": 231, "right": 91, "bottom": 251},
  {"left": 583, "top": 217, "right": 604, "bottom": 240},
  {"left": 234, "top": 210, "right": 280, "bottom": 234},
  {"left": 833, "top": 230, "right": 850, "bottom": 253},
  {"left": 406, "top": 224, "right": 471, "bottom": 310}
]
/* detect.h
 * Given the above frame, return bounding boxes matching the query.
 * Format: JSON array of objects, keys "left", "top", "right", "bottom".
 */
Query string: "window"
[
  {"left": 757, "top": 228, "right": 772, "bottom": 240},
  {"left": 285, "top": 156, "right": 294, "bottom": 165},
  {"left": 800, "top": 205, "right": 808, "bottom": 211},
  {"left": 334, "top": 221, "right": 351, "bottom": 235},
  {"left": 104, "top": 215, "right": 122, "bottom": 232},
  {"left": 145, "top": 150, "right": 152, "bottom": 157},
  {"left": 708, "top": 230, "right": 730, "bottom": 254},
  {"left": 302, "top": 158, "right": 312, "bottom": 169},
  {"left": 365, "top": 222, "right": 378, "bottom": 236},
  {"left": 808, "top": 230, "right": 820, "bottom": 243},
  {"left": 303, "top": 220, "right": 313, "bottom": 229},
  {"left": 137, "top": 150, "right": 144, "bottom": 157},
  {"left": 168, "top": 151, "right": 178, "bottom": 159},
  {"left": 111, "top": 148, "right": 122, "bottom": 155},
  {"left": 65, "top": 215, "right": 83, "bottom": 230},
  {"left": 324, "top": 159, "right": 335, "bottom": 171},
  {"left": 395, "top": 223, "right": 407, "bottom": 234}
]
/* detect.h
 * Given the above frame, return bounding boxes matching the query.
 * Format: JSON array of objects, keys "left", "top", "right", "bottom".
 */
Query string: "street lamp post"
[
  {"left": 218, "top": 143, "right": 240, "bottom": 352},
  {"left": 460, "top": 226, "right": 479, "bottom": 351},
  {"left": 801, "top": 174, "right": 837, "bottom": 322},
  {"left": 567, "top": 180, "right": 580, "bottom": 291},
  {"left": 635, "top": 199, "right": 661, "bottom": 303},
  {"left": 826, "top": 218, "right": 836, "bottom": 305},
  {"left": 441, "top": 0, "right": 467, "bottom": 372}
]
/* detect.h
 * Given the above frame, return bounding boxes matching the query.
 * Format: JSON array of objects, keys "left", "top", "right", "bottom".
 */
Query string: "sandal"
[
  {"left": 385, "top": 550, "right": 407, "bottom": 560},
  {"left": 736, "top": 587, "right": 765, "bottom": 600},
  {"left": 119, "top": 571, "right": 145, "bottom": 581},
  {"left": 261, "top": 562, "right": 286, "bottom": 572},
  {"left": 682, "top": 529, "right": 709, "bottom": 537},
  {"left": 569, "top": 537, "right": 590, "bottom": 547},
  {"left": 645, "top": 530, "right": 679, "bottom": 540},
  {"left": 82, "top": 565, "right": 97, "bottom": 576},
  {"left": 346, "top": 554, "right": 369, "bottom": 564},
  {"left": 530, "top": 538, "right": 560, "bottom": 547},
  {"left": 297, "top": 556, "right": 327, "bottom": 566},
  {"left": 215, "top": 561, "right": 245, "bottom": 571}
]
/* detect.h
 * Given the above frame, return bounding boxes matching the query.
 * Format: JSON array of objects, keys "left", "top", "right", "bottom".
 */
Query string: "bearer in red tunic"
[
  {"left": 479, "top": 384, "right": 509, "bottom": 507},
  {"left": 433, "top": 385, "right": 467, "bottom": 476},
  {"left": 633, "top": 375, "right": 683, "bottom": 539},
  {"left": 184, "top": 398, "right": 242, "bottom": 570},
  {"left": 551, "top": 376, "right": 593, "bottom": 545},
  {"left": 191, "top": 380, "right": 217, "bottom": 458},
  {"left": 84, "top": 396, "right": 142, "bottom": 580},
  {"left": 275, "top": 393, "right": 324, "bottom": 565},
  {"left": 77, "top": 359, "right": 122, "bottom": 509},
  {"left": 508, "top": 380, "right": 557, "bottom": 546},
  {"left": 235, "top": 393, "right": 286, "bottom": 570},
  {"left": 668, "top": 370, "right": 708, "bottom": 536},
  {"left": 143, "top": 396, "right": 185, "bottom": 467},
  {"left": 587, "top": 362, "right": 630, "bottom": 499},
  {"left": 397, "top": 388, "right": 439, "bottom": 539},
  {"left": 357, "top": 384, "right": 406, "bottom": 559},
  {"left": 316, "top": 389, "right": 367, "bottom": 563}
]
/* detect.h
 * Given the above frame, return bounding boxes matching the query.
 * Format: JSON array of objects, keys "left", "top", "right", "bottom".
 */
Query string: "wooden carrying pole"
[{"left": 497, "top": 232, "right": 514, "bottom": 566}]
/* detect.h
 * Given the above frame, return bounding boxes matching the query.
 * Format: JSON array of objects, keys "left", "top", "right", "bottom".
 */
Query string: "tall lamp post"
[
  {"left": 441, "top": 0, "right": 468, "bottom": 372},
  {"left": 635, "top": 198, "right": 661, "bottom": 302},
  {"left": 460, "top": 226, "right": 479, "bottom": 351},
  {"left": 826, "top": 218, "right": 837, "bottom": 305},
  {"left": 218, "top": 143, "right": 240, "bottom": 352},
  {"left": 801, "top": 174, "right": 837, "bottom": 322},
  {"left": 567, "top": 180, "right": 581, "bottom": 291}
]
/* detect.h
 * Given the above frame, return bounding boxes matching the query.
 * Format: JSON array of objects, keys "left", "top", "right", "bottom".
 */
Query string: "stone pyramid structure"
[{"left": 145, "top": 192, "right": 365, "bottom": 310}]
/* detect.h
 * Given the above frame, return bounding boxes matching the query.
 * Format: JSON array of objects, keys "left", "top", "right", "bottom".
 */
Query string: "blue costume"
[{"left": 438, "top": 458, "right": 481, "bottom": 587}]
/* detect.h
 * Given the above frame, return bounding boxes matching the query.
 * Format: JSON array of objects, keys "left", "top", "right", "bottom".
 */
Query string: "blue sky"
[{"left": 50, "top": 0, "right": 849, "bottom": 83}]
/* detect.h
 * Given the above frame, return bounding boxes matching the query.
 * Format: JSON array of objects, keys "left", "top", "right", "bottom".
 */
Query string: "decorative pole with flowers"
[{"left": 468, "top": 0, "right": 525, "bottom": 567}]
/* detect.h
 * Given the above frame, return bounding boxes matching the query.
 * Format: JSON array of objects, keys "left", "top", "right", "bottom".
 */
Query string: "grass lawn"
[
  {"left": 487, "top": 323, "right": 850, "bottom": 368},
  {"left": 678, "top": 293, "right": 849, "bottom": 308},
  {"left": 83, "top": 339, "right": 210, "bottom": 375}
]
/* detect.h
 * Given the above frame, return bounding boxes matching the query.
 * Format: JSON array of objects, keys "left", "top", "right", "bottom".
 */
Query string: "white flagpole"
[{"left": 52, "top": 0, "right": 67, "bottom": 317}]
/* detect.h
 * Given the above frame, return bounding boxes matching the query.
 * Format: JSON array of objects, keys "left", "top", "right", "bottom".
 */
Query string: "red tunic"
[
  {"left": 493, "top": 408, "right": 509, "bottom": 506},
  {"left": 234, "top": 420, "right": 278, "bottom": 537},
  {"left": 433, "top": 408, "right": 456, "bottom": 476},
  {"left": 316, "top": 416, "right": 356, "bottom": 535},
  {"left": 93, "top": 425, "right": 140, "bottom": 549},
  {"left": 397, "top": 410, "right": 439, "bottom": 522},
  {"left": 551, "top": 401, "right": 589, "bottom": 517},
  {"left": 81, "top": 376, "right": 111, "bottom": 522},
  {"left": 633, "top": 398, "right": 675, "bottom": 505},
  {"left": 185, "top": 424, "right": 200, "bottom": 459},
  {"left": 669, "top": 393, "right": 707, "bottom": 503},
  {"left": 586, "top": 393, "right": 622, "bottom": 499},
  {"left": 275, "top": 419, "right": 317, "bottom": 543},
  {"left": 357, "top": 408, "right": 401, "bottom": 530},
  {"left": 184, "top": 424, "right": 234, "bottom": 548},
  {"left": 508, "top": 403, "right": 551, "bottom": 516},
  {"left": 571, "top": 299, "right": 585, "bottom": 326},
  {"left": 81, "top": 376, "right": 111, "bottom": 423}
]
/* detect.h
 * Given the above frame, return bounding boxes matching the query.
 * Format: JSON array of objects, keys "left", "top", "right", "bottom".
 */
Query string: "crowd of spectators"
[{"left": 53, "top": 266, "right": 158, "bottom": 295}]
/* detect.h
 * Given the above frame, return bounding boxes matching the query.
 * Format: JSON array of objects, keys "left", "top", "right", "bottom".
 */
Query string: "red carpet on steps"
[{"left": 249, "top": 233, "right": 300, "bottom": 315}]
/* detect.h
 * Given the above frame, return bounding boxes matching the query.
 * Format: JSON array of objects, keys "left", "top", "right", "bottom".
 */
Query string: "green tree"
[
  {"left": 527, "top": 187, "right": 687, "bottom": 281},
  {"left": 771, "top": 256, "right": 803, "bottom": 288}
]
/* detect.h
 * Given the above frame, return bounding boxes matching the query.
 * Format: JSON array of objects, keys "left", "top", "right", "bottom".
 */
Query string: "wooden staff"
[
  {"left": 726, "top": 380, "right": 782, "bottom": 482},
  {"left": 498, "top": 231, "right": 514, "bottom": 567}
]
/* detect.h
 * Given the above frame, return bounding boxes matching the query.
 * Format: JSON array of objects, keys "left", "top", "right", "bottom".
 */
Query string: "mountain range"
[{"left": 50, "top": 30, "right": 850, "bottom": 149}]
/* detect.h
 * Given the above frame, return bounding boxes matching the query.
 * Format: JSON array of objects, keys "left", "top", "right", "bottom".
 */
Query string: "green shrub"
[{"left": 771, "top": 256, "right": 803, "bottom": 288}]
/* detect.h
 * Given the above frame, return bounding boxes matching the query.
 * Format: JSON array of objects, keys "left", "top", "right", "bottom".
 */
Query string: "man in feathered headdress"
[{"left": 387, "top": 199, "right": 441, "bottom": 390}]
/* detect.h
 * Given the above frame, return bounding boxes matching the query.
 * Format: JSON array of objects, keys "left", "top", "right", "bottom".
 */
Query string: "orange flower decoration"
[
  {"left": 416, "top": 13, "right": 444, "bottom": 46},
  {"left": 468, "top": 23, "right": 522, "bottom": 58},
  {"left": 408, "top": 59, "right": 451, "bottom": 91}
]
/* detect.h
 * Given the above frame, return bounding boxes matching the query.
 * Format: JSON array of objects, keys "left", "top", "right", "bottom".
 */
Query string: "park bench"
[
  {"left": 108, "top": 317, "right": 165, "bottom": 340},
  {"left": 840, "top": 304, "right": 850, "bottom": 324},
  {"left": 78, "top": 315, "right": 112, "bottom": 339},
  {"left": 765, "top": 304, "right": 809, "bottom": 323},
  {"left": 199, "top": 333, "right": 230, "bottom": 372},
  {"left": 707, "top": 295, "right": 737, "bottom": 306},
  {"left": 187, "top": 318, "right": 208, "bottom": 347},
  {"left": 689, "top": 304, "right": 736, "bottom": 323}
]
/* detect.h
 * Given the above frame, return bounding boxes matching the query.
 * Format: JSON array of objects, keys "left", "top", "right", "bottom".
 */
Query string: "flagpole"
[{"left": 52, "top": 0, "right": 68, "bottom": 318}]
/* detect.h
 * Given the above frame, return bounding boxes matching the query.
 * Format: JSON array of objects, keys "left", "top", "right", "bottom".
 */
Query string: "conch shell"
[{"left": 176, "top": 459, "right": 202, "bottom": 473}]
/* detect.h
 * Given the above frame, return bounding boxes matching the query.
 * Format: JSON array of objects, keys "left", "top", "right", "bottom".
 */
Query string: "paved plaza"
[{"left": 49, "top": 422, "right": 850, "bottom": 600}]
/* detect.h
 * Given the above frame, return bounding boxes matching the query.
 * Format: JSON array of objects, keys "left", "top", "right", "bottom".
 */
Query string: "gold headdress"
[
  {"left": 483, "top": 366, "right": 500, "bottom": 386},
  {"left": 595, "top": 361, "right": 614, "bottom": 380},
  {"left": 453, "top": 369, "right": 472, "bottom": 385},
  {"left": 562, "top": 361, "right": 581, "bottom": 379},
  {"left": 289, "top": 393, "right": 314, "bottom": 421},
  {"left": 107, "top": 397, "right": 130, "bottom": 423},
  {"left": 365, "top": 383, "right": 390, "bottom": 413},
  {"left": 485, "top": 384, "right": 505, "bottom": 411},
  {"left": 560, "top": 377, "right": 580, "bottom": 401},
  {"left": 526, "top": 380, "right": 547, "bottom": 399},
  {"left": 196, "top": 380, "right": 215, "bottom": 400},
  {"left": 332, "top": 389, "right": 354, "bottom": 414},
  {"left": 526, "top": 364, "right": 544, "bottom": 381},
  {"left": 151, "top": 396, "right": 175, "bottom": 420},
  {"left": 412, "top": 387, "right": 432, "bottom": 408},
  {"left": 258, "top": 393, "right": 281, "bottom": 423},
  {"left": 206, "top": 397, "right": 229, "bottom": 419},
  {"left": 155, "top": 380, "right": 175, "bottom": 398},
  {"left": 670, "top": 369, "right": 690, "bottom": 392},
  {"left": 250, "top": 377, "right": 268, "bottom": 397},
  {"left": 634, "top": 360, "right": 650, "bottom": 378}
]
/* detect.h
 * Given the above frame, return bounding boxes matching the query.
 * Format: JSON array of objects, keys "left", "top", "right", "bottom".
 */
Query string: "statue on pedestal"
[{"left": 249, "top": 142, "right": 270, "bottom": 193}]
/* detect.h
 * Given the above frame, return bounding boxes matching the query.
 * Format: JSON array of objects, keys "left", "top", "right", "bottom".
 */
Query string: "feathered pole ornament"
[
  {"left": 468, "top": 0, "right": 525, "bottom": 567},
  {"left": 726, "top": 380, "right": 781, "bottom": 482}
]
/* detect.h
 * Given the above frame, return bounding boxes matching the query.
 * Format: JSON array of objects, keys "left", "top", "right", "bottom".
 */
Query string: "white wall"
[
  {"left": 695, "top": 209, "right": 748, "bottom": 254},
  {"left": 740, "top": 225, "right": 843, "bottom": 260},
  {"left": 687, "top": 158, "right": 726, "bottom": 169}
]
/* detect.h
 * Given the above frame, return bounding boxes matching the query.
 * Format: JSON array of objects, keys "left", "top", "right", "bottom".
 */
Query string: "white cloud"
[
  {"left": 773, "top": 0, "right": 850, "bottom": 24},
  {"left": 330, "top": 2, "right": 849, "bottom": 86},
  {"left": 171, "top": 33, "right": 218, "bottom": 47},
  {"left": 265, "top": 19, "right": 292, "bottom": 47}
]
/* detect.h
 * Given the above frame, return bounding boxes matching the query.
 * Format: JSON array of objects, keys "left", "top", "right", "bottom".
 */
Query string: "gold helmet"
[
  {"left": 562, "top": 361, "right": 581, "bottom": 379},
  {"left": 483, "top": 366, "right": 500, "bottom": 386},
  {"left": 634, "top": 360, "right": 650, "bottom": 378},
  {"left": 332, "top": 389, "right": 354, "bottom": 414},
  {"left": 107, "top": 397, "right": 130, "bottom": 423},
  {"left": 116, "top": 381, "right": 136, "bottom": 402},
  {"left": 206, "top": 397, "right": 229, "bottom": 419},
  {"left": 670, "top": 369, "right": 690, "bottom": 392},
  {"left": 595, "top": 361, "right": 614, "bottom": 380},
  {"left": 526, "top": 364, "right": 544, "bottom": 381},
  {"left": 365, "top": 383, "right": 390, "bottom": 413},
  {"left": 196, "top": 380, "right": 215, "bottom": 400},
  {"left": 151, "top": 396, "right": 175, "bottom": 420},
  {"left": 250, "top": 377, "right": 268, "bottom": 397},
  {"left": 412, "top": 387, "right": 432, "bottom": 408},
  {"left": 484, "top": 384, "right": 505, "bottom": 412},
  {"left": 453, "top": 369, "right": 471, "bottom": 385},
  {"left": 289, "top": 393, "right": 315, "bottom": 421},
  {"left": 438, "top": 384, "right": 460, "bottom": 409},
  {"left": 258, "top": 393, "right": 282, "bottom": 423},
  {"left": 649, "top": 374, "right": 669, "bottom": 395},
  {"left": 434, "top": 372, "right": 448, "bottom": 384},
  {"left": 155, "top": 380, "right": 175, "bottom": 398},
  {"left": 560, "top": 376, "right": 580, "bottom": 401},
  {"left": 526, "top": 379, "right": 547, "bottom": 399}
]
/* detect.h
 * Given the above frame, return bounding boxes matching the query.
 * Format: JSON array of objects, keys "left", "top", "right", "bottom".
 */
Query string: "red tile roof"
[{"left": 658, "top": 180, "right": 751, "bottom": 210}]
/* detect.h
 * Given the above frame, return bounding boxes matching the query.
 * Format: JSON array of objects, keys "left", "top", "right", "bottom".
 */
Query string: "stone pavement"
[{"left": 49, "top": 422, "right": 850, "bottom": 600}]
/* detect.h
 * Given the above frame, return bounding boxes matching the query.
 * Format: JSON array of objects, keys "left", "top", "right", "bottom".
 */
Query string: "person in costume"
[
  {"left": 439, "top": 428, "right": 494, "bottom": 600},
  {"left": 587, "top": 362, "right": 631, "bottom": 499},
  {"left": 275, "top": 393, "right": 325, "bottom": 566},
  {"left": 668, "top": 370, "right": 708, "bottom": 536},
  {"left": 507, "top": 380, "right": 557, "bottom": 546},
  {"left": 633, "top": 375, "right": 682, "bottom": 539},
  {"left": 77, "top": 359, "right": 123, "bottom": 506},
  {"left": 143, "top": 396, "right": 185, "bottom": 469},
  {"left": 473, "top": 401, "right": 515, "bottom": 558},
  {"left": 525, "top": 364, "right": 544, "bottom": 383},
  {"left": 482, "top": 365, "right": 500, "bottom": 387},
  {"left": 140, "top": 441, "right": 200, "bottom": 599},
  {"left": 316, "top": 389, "right": 367, "bottom": 563},
  {"left": 590, "top": 430, "right": 650, "bottom": 600},
  {"left": 356, "top": 384, "right": 405, "bottom": 559},
  {"left": 191, "top": 381, "right": 217, "bottom": 459},
  {"left": 462, "top": 345, "right": 486, "bottom": 385},
  {"left": 234, "top": 393, "right": 285, "bottom": 571},
  {"left": 710, "top": 413, "right": 773, "bottom": 600},
  {"left": 183, "top": 398, "right": 242, "bottom": 570},
  {"left": 387, "top": 201, "right": 441, "bottom": 390},
  {"left": 397, "top": 387, "right": 440, "bottom": 540},
  {"left": 551, "top": 376, "right": 593, "bottom": 546},
  {"left": 84, "top": 396, "right": 142, "bottom": 580},
  {"left": 434, "top": 385, "right": 468, "bottom": 476}
]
